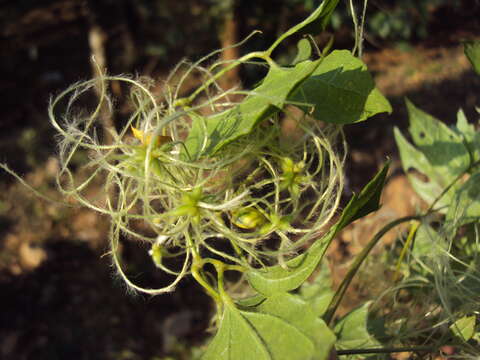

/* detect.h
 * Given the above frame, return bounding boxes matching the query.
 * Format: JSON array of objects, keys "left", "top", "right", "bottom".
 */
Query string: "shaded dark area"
[
  {"left": 0, "top": 241, "right": 211, "bottom": 360},
  {"left": 1, "top": 0, "right": 480, "bottom": 359}
]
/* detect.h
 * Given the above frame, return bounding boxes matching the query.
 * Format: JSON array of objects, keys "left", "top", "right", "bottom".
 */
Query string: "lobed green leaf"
[
  {"left": 454, "top": 108, "right": 480, "bottom": 165},
  {"left": 405, "top": 99, "right": 470, "bottom": 179},
  {"left": 446, "top": 172, "right": 480, "bottom": 227},
  {"left": 203, "top": 294, "right": 335, "bottom": 360},
  {"left": 253, "top": 293, "right": 336, "bottom": 360},
  {"left": 202, "top": 303, "right": 272, "bottom": 360},
  {"left": 394, "top": 99, "right": 473, "bottom": 211}
]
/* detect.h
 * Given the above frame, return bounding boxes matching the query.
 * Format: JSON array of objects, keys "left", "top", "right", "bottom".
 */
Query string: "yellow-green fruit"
[
  {"left": 149, "top": 243, "right": 163, "bottom": 268},
  {"left": 231, "top": 208, "right": 266, "bottom": 230}
]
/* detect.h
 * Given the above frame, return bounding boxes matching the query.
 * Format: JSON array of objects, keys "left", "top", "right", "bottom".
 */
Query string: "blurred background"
[{"left": 0, "top": 0, "right": 479, "bottom": 359}]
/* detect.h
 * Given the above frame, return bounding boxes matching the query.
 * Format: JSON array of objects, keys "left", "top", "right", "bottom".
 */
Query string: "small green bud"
[
  {"left": 259, "top": 213, "right": 292, "bottom": 234},
  {"left": 149, "top": 243, "right": 163, "bottom": 268},
  {"left": 171, "top": 188, "right": 204, "bottom": 223},
  {"left": 231, "top": 208, "right": 266, "bottom": 230},
  {"left": 281, "top": 157, "right": 304, "bottom": 174},
  {"left": 280, "top": 157, "right": 307, "bottom": 195}
]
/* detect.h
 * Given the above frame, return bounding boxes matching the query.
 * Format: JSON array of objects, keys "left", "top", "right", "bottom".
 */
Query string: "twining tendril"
[{"left": 46, "top": 46, "right": 345, "bottom": 297}]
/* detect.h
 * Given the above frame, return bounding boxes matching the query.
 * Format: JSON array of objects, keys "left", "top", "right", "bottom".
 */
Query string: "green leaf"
[
  {"left": 292, "top": 38, "right": 312, "bottom": 65},
  {"left": 254, "top": 293, "right": 336, "bottom": 360},
  {"left": 336, "top": 161, "right": 390, "bottom": 228},
  {"left": 246, "top": 162, "right": 389, "bottom": 296},
  {"left": 455, "top": 108, "right": 474, "bottom": 137},
  {"left": 183, "top": 59, "right": 322, "bottom": 158},
  {"left": 450, "top": 315, "right": 476, "bottom": 341},
  {"left": 455, "top": 108, "right": 480, "bottom": 164},
  {"left": 464, "top": 40, "right": 480, "bottom": 75},
  {"left": 235, "top": 293, "right": 266, "bottom": 308},
  {"left": 289, "top": 50, "right": 391, "bottom": 124},
  {"left": 412, "top": 224, "right": 447, "bottom": 259},
  {"left": 299, "top": 261, "right": 334, "bottom": 318},
  {"left": 394, "top": 127, "right": 448, "bottom": 207},
  {"left": 202, "top": 298, "right": 328, "bottom": 360},
  {"left": 246, "top": 229, "right": 335, "bottom": 296},
  {"left": 394, "top": 100, "right": 471, "bottom": 210},
  {"left": 474, "top": 332, "right": 480, "bottom": 343},
  {"left": 334, "top": 303, "right": 380, "bottom": 353},
  {"left": 405, "top": 99, "right": 470, "bottom": 178},
  {"left": 202, "top": 303, "right": 271, "bottom": 360},
  {"left": 446, "top": 172, "right": 480, "bottom": 226}
]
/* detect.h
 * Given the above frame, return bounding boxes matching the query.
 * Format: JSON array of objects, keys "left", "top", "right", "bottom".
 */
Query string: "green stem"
[
  {"left": 185, "top": 232, "right": 222, "bottom": 304},
  {"left": 393, "top": 220, "right": 420, "bottom": 281},
  {"left": 357, "top": 0, "right": 369, "bottom": 58},
  {"left": 202, "top": 258, "right": 240, "bottom": 307},
  {"left": 265, "top": 2, "right": 330, "bottom": 57},
  {"left": 349, "top": 0, "right": 359, "bottom": 56},
  {"left": 190, "top": 259, "right": 225, "bottom": 326},
  {"left": 324, "top": 156, "right": 480, "bottom": 325},
  {"left": 191, "top": 260, "right": 222, "bottom": 304},
  {"left": 191, "top": 255, "right": 246, "bottom": 308},
  {"left": 337, "top": 346, "right": 434, "bottom": 356},
  {"left": 324, "top": 215, "right": 421, "bottom": 325}
]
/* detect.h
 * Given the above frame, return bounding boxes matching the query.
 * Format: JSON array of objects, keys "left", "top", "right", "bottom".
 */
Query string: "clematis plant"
[{"left": 2, "top": 1, "right": 399, "bottom": 359}]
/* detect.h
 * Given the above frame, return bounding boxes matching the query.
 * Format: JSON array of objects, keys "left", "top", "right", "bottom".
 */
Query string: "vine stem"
[
  {"left": 191, "top": 260, "right": 222, "bottom": 304},
  {"left": 324, "top": 156, "right": 480, "bottom": 325},
  {"left": 337, "top": 346, "right": 433, "bottom": 356},
  {"left": 323, "top": 215, "right": 421, "bottom": 325},
  {"left": 185, "top": 232, "right": 222, "bottom": 305}
]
